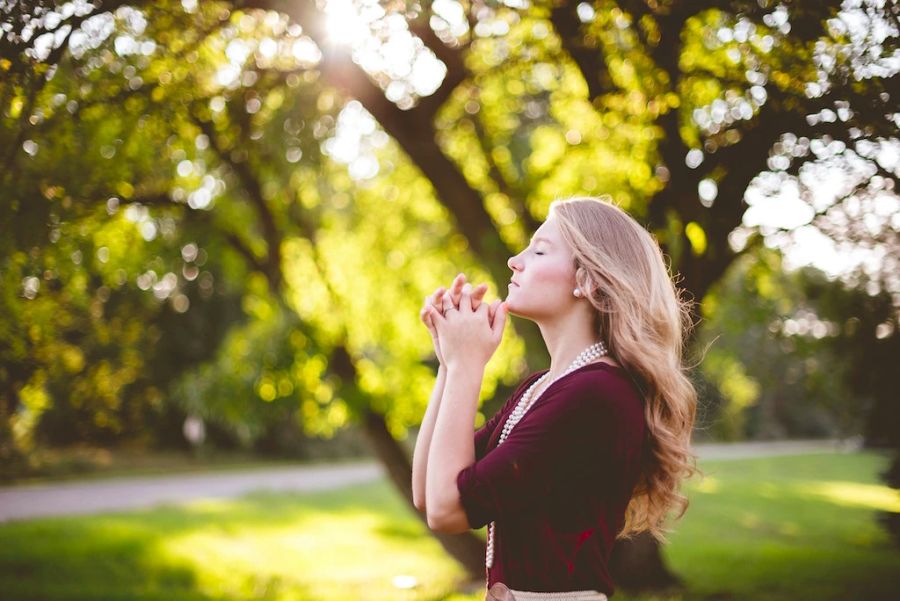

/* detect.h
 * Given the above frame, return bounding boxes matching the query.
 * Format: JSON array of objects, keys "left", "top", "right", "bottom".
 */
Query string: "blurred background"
[{"left": 0, "top": 0, "right": 898, "bottom": 599}]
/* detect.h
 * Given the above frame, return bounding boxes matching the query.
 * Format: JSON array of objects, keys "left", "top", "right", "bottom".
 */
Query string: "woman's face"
[{"left": 505, "top": 216, "right": 578, "bottom": 320}]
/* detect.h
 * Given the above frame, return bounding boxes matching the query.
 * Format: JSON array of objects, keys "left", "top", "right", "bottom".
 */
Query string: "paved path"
[
  {"left": 0, "top": 438, "right": 862, "bottom": 523},
  {"left": 692, "top": 436, "right": 863, "bottom": 460},
  {"left": 0, "top": 460, "right": 384, "bottom": 523}
]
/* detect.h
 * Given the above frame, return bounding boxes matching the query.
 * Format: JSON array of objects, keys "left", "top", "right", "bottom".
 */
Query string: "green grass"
[
  {"left": 0, "top": 451, "right": 898, "bottom": 601},
  {"left": 647, "top": 451, "right": 900, "bottom": 601}
]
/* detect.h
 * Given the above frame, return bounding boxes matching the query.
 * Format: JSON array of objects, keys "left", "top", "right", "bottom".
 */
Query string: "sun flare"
[{"left": 322, "top": 0, "right": 372, "bottom": 46}]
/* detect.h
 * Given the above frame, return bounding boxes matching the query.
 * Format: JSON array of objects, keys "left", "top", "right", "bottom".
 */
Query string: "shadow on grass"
[
  {"left": 0, "top": 506, "right": 339, "bottom": 599},
  {"left": 0, "top": 517, "right": 223, "bottom": 601},
  {"left": 1, "top": 453, "right": 898, "bottom": 601},
  {"left": 0, "top": 478, "right": 458, "bottom": 601}
]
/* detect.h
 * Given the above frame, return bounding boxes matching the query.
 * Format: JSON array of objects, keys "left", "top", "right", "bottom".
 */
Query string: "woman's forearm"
[
  {"left": 425, "top": 363, "right": 482, "bottom": 525},
  {"left": 412, "top": 364, "right": 447, "bottom": 512}
]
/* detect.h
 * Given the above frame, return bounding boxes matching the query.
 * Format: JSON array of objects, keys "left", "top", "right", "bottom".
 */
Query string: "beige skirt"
[
  {"left": 486, "top": 582, "right": 608, "bottom": 601},
  {"left": 509, "top": 591, "right": 607, "bottom": 601}
]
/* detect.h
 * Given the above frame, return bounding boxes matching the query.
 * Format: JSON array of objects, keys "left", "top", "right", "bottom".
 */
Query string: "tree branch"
[
  {"left": 468, "top": 110, "right": 541, "bottom": 234},
  {"left": 190, "top": 113, "right": 284, "bottom": 293},
  {"left": 234, "top": 0, "right": 515, "bottom": 284},
  {"left": 549, "top": 2, "right": 618, "bottom": 103}
]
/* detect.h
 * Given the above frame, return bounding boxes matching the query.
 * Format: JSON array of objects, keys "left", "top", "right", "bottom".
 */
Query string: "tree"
[
  {"left": 694, "top": 246, "right": 892, "bottom": 442},
  {"left": 2, "top": 0, "right": 896, "bottom": 591}
]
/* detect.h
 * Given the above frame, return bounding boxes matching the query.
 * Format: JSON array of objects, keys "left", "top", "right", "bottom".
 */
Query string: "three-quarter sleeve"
[
  {"left": 473, "top": 413, "right": 500, "bottom": 462},
  {"left": 474, "top": 373, "right": 543, "bottom": 461},
  {"left": 456, "top": 373, "right": 645, "bottom": 530}
]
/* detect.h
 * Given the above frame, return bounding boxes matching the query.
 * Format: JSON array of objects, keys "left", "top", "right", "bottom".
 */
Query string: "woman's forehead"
[{"left": 533, "top": 218, "right": 562, "bottom": 242}]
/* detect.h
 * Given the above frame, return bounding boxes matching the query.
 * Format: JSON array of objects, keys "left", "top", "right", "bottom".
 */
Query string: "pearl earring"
[{"left": 574, "top": 288, "right": 582, "bottom": 298}]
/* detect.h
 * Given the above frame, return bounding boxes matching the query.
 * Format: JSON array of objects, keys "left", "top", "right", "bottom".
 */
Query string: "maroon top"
[{"left": 456, "top": 362, "right": 647, "bottom": 595}]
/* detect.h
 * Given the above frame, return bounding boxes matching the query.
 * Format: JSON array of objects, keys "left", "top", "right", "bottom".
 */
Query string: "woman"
[{"left": 412, "top": 196, "right": 700, "bottom": 600}]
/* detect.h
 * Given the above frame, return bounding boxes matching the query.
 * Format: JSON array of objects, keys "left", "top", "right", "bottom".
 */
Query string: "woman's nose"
[{"left": 507, "top": 253, "right": 521, "bottom": 271}]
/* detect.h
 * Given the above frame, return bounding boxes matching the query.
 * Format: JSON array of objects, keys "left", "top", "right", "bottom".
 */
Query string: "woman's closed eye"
[{"left": 520, "top": 243, "right": 544, "bottom": 256}]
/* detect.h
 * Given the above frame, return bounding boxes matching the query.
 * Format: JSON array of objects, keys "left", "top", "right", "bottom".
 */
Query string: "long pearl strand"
[{"left": 485, "top": 341, "right": 608, "bottom": 570}]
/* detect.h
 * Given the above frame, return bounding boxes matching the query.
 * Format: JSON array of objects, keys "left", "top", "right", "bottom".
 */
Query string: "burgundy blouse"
[{"left": 456, "top": 362, "right": 647, "bottom": 595}]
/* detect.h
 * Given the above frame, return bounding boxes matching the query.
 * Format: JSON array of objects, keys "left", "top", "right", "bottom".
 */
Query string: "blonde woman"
[{"left": 412, "top": 197, "right": 700, "bottom": 600}]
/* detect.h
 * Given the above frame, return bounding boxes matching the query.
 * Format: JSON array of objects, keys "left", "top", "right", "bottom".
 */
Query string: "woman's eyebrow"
[{"left": 531, "top": 236, "right": 553, "bottom": 245}]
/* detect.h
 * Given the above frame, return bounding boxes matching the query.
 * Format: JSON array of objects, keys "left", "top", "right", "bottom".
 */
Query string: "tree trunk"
[
  {"left": 609, "top": 531, "right": 682, "bottom": 592},
  {"left": 358, "top": 407, "right": 488, "bottom": 579}
]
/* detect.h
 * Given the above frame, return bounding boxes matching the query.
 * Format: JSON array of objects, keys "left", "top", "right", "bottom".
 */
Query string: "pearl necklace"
[{"left": 485, "top": 341, "right": 608, "bottom": 570}]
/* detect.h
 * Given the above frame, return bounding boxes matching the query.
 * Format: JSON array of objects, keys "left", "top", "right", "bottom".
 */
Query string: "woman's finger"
[
  {"left": 490, "top": 301, "right": 508, "bottom": 341},
  {"left": 471, "top": 283, "right": 488, "bottom": 310},
  {"left": 487, "top": 298, "right": 499, "bottom": 325},
  {"left": 420, "top": 304, "right": 436, "bottom": 330},
  {"left": 459, "top": 282, "right": 473, "bottom": 312},
  {"left": 425, "top": 305, "right": 444, "bottom": 332},
  {"left": 450, "top": 273, "right": 466, "bottom": 307},
  {"left": 441, "top": 292, "right": 455, "bottom": 316},
  {"left": 429, "top": 287, "right": 446, "bottom": 311}
]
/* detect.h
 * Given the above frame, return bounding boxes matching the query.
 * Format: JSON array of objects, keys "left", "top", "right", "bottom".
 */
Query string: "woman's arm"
[
  {"left": 412, "top": 364, "right": 447, "bottom": 513},
  {"left": 425, "top": 363, "right": 483, "bottom": 533},
  {"left": 412, "top": 275, "right": 484, "bottom": 514}
]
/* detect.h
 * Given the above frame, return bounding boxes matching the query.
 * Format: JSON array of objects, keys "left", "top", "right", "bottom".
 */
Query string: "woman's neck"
[{"left": 538, "top": 316, "right": 605, "bottom": 381}]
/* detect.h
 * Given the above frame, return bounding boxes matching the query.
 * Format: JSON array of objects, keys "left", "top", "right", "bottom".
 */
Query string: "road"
[
  {"left": 0, "top": 460, "right": 384, "bottom": 523},
  {"left": 0, "top": 438, "right": 862, "bottom": 523}
]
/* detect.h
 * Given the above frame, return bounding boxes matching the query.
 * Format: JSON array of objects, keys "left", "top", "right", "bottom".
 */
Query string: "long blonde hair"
[{"left": 550, "top": 196, "right": 701, "bottom": 544}]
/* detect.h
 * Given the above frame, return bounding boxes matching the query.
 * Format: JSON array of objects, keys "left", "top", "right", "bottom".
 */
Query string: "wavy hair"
[{"left": 550, "top": 196, "right": 702, "bottom": 544}]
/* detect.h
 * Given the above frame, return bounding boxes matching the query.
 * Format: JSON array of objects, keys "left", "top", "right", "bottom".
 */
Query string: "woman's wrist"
[{"left": 445, "top": 360, "right": 486, "bottom": 379}]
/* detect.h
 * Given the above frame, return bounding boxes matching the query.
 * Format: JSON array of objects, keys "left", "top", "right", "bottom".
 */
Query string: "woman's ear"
[{"left": 574, "top": 265, "right": 590, "bottom": 296}]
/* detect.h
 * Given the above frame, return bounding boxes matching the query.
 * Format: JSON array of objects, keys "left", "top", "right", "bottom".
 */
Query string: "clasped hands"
[{"left": 419, "top": 273, "right": 508, "bottom": 371}]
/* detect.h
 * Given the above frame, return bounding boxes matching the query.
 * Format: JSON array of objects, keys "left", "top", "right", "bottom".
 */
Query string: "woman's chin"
[{"left": 503, "top": 296, "right": 521, "bottom": 316}]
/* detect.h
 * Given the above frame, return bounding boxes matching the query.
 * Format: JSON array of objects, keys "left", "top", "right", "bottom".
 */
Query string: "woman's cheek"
[{"left": 542, "top": 262, "right": 569, "bottom": 288}]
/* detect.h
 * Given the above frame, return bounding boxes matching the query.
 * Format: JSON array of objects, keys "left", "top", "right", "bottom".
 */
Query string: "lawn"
[{"left": 0, "top": 451, "right": 897, "bottom": 601}]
